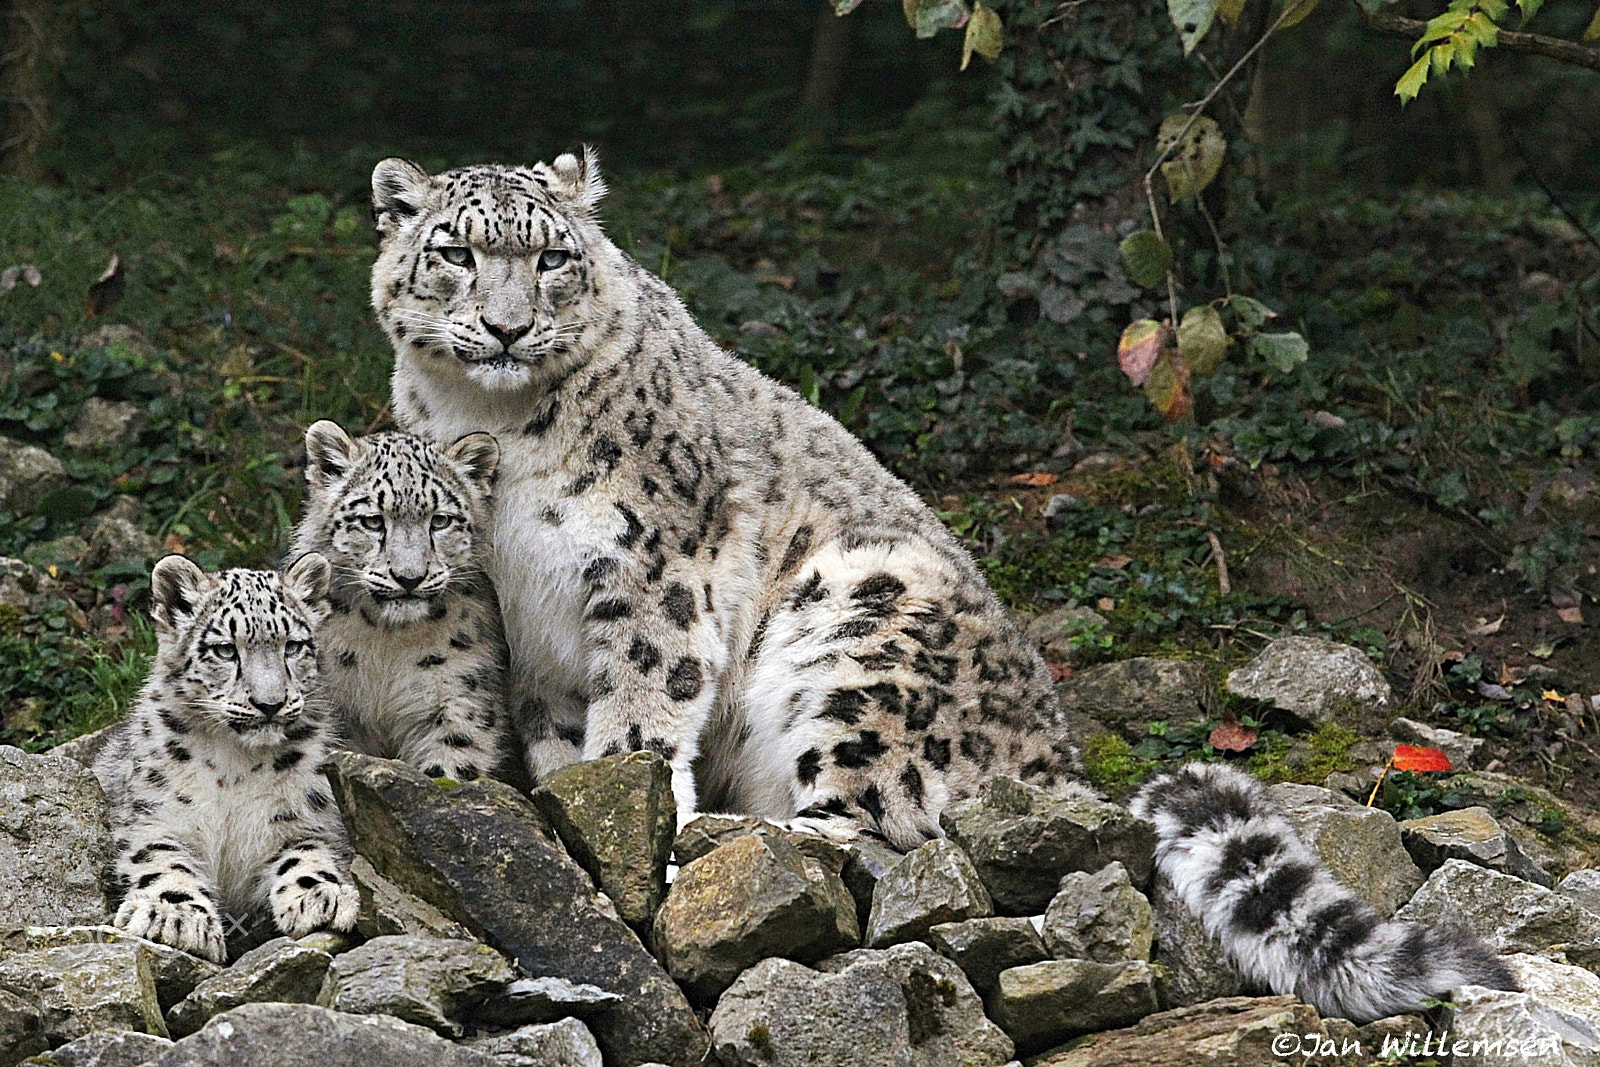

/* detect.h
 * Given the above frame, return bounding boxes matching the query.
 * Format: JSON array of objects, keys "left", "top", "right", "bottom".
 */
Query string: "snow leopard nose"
[
  {"left": 251, "top": 697, "right": 284, "bottom": 719},
  {"left": 481, "top": 318, "right": 531, "bottom": 351},
  {"left": 392, "top": 571, "right": 423, "bottom": 593}
]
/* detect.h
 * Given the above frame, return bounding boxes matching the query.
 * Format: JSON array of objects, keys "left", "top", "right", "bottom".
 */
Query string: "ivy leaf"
[
  {"left": 1119, "top": 230, "right": 1172, "bottom": 290},
  {"left": 1277, "top": 0, "right": 1321, "bottom": 30},
  {"left": 1250, "top": 331, "right": 1310, "bottom": 372},
  {"left": 1516, "top": 0, "right": 1542, "bottom": 22},
  {"left": 1178, "top": 305, "right": 1230, "bottom": 377},
  {"left": 1227, "top": 294, "right": 1277, "bottom": 329},
  {"left": 1158, "top": 114, "right": 1227, "bottom": 201},
  {"left": 1392, "top": 744, "right": 1453, "bottom": 772},
  {"left": 1144, "top": 350, "right": 1194, "bottom": 422},
  {"left": 1395, "top": 55, "right": 1430, "bottom": 103},
  {"left": 915, "top": 0, "right": 969, "bottom": 38},
  {"left": 961, "top": 2, "right": 1003, "bottom": 69},
  {"left": 1117, "top": 319, "right": 1168, "bottom": 387},
  {"left": 1168, "top": 0, "right": 1223, "bottom": 53}
]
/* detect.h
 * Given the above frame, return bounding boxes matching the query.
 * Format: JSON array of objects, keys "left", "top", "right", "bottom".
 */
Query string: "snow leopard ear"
[
  {"left": 545, "top": 145, "right": 607, "bottom": 215},
  {"left": 372, "top": 158, "right": 432, "bottom": 234},
  {"left": 446, "top": 432, "right": 500, "bottom": 496},
  {"left": 150, "top": 554, "right": 213, "bottom": 633},
  {"left": 304, "top": 420, "right": 358, "bottom": 490},
  {"left": 283, "top": 551, "right": 332, "bottom": 608}
]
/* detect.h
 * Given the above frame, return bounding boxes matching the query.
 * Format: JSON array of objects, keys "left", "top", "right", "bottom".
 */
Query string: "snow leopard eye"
[
  {"left": 284, "top": 639, "right": 308, "bottom": 657},
  {"left": 358, "top": 515, "right": 385, "bottom": 533},
  {"left": 429, "top": 514, "right": 454, "bottom": 532},
  {"left": 537, "top": 249, "right": 569, "bottom": 271},
  {"left": 205, "top": 642, "right": 237, "bottom": 661},
  {"left": 439, "top": 246, "right": 474, "bottom": 268}
]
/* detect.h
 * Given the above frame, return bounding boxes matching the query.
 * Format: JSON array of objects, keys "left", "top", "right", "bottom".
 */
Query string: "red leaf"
[
  {"left": 1392, "top": 744, "right": 1453, "bottom": 772},
  {"left": 1047, "top": 662, "right": 1074, "bottom": 682},
  {"left": 1009, "top": 472, "right": 1059, "bottom": 488},
  {"left": 1117, "top": 319, "right": 1167, "bottom": 387},
  {"left": 1208, "top": 719, "right": 1258, "bottom": 752}
]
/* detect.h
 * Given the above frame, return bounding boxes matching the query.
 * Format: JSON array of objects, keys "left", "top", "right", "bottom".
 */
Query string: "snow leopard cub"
[
  {"left": 290, "top": 420, "right": 512, "bottom": 783},
  {"left": 93, "top": 553, "right": 358, "bottom": 963}
]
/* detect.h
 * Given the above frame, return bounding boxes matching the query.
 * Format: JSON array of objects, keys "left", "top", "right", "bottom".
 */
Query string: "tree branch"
[{"left": 1356, "top": 3, "right": 1600, "bottom": 73}]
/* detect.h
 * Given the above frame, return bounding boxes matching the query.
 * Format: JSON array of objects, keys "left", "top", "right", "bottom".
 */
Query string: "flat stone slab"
[
  {"left": 317, "top": 934, "right": 513, "bottom": 1037},
  {"left": 143, "top": 1002, "right": 499, "bottom": 1067},
  {"left": 0, "top": 746, "right": 112, "bottom": 927},
  {"left": 467, "top": 1018, "right": 603, "bottom": 1067},
  {"left": 1270, "top": 783, "right": 1422, "bottom": 916},
  {"left": 1400, "top": 806, "right": 1552, "bottom": 886},
  {"left": 0, "top": 925, "right": 220, "bottom": 1012},
  {"left": 1396, "top": 859, "right": 1600, "bottom": 970},
  {"left": 167, "top": 937, "right": 331, "bottom": 1038},
  {"left": 991, "top": 959, "right": 1159, "bottom": 1055},
  {"left": 469, "top": 974, "right": 622, "bottom": 1028},
  {"left": 1028, "top": 995, "right": 1327, "bottom": 1066},
  {"left": 24, "top": 1028, "right": 174, "bottom": 1067},
  {"left": 0, "top": 941, "right": 166, "bottom": 1045}
]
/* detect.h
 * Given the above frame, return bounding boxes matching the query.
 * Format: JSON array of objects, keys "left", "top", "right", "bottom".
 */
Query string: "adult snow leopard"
[
  {"left": 93, "top": 553, "right": 358, "bottom": 962},
  {"left": 290, "top": 420, "right": 512, "bottom": 783},
  {"left": 366, "top": 149, "right": 1514, "bottom": 1021}
]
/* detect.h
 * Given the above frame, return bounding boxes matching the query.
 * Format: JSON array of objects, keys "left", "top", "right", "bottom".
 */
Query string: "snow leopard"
[
  {"left": 365, "top": 148, "right": 1515, "bottom": 1021},
  {"left": 93, "top": 553, "right": 358, "bottom": 963},
  {"left": 290, "top": 419, "right": 513, "bottom": 783}
]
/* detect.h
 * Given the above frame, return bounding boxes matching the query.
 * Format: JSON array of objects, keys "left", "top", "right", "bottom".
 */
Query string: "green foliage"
[
  {"left": 0, "top": 602, "right": 152, "bottom": 750},
  {"left": 1370, "top": 769, "right": 1471, "bottom": 820},
  {"left": 1081, "top": 733, "right": 1156, "bottom": 789},
  {"left": 1397, "top": 0, "right": 1507, "bottom": 104}
]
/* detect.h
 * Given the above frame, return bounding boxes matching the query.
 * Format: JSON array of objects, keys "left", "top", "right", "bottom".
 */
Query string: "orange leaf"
[
  {"left": 1047, "top": 662, "right": 1074, "bottom": 682},
  {"left": 1208, "top": 719, "right": 1258, "bottom": 752},
  {"left": 1009, "top": 472, "right": 1059, "bottom": 488},
  {"left": 1391, "top": 744, "right": 1453, "bottom": 772}
]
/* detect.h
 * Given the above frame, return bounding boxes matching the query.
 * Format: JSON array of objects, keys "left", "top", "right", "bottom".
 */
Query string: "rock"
[
  {"left": 0, "top": 436, "right": 67, "bottom": 514},
  {"left": 1429, "top": 770, "right": 1600, "bottom": 876},
  {"left": 62, "top": 398, "right": 144, "bottom": 453},
  {"left": 653, "top": 832, "right": 858, "bottom": 1001},
  {"left": 1027, "top": 995, "right": 1327, "bottom": 1066},
  {"left": 1449, "top": 956, "right": 1600, "bottom": 1065},
  {"left": 349, "top": 855, "right": 472, "bottom": 941},
  {"left": 1053, "top": 658, "right": 1205, "bottom": 742},
  {"left": 294, "top": 930, "right": 361, "bottom": 956},
  {"left": 166, "top": 937, "right": 331, "bottom": 1038},
  {"left": 0, "top": 926, "right": 220, "bottom": 1013},
  {"left": 468, "top": 975, "right": 622, "bottom": 1028},
  {"left": 925, "top": 917, "right": 1048, "bottom": 995},
  {"left": 467, "top": 1018, "right": 602, "bottom": 1067},
  {"left": 82, "top": 516, "right": 162, "bottom": 572},
  {"left": 0, "top": 747, "right": 111, "bottom": 927},
  {"left": 1147, "top": 879, "right": 1245, "bottom": 1009},
  {"left": 0, "top": 558, "right": 48, "bottom": 610},
  {"left": 0, "top": 987, "right": 45, "bottom": 1064},
  {"left": 0, "top": 942, "right": 166, "bottom": 1045},
  {"left": 709, "top": 942, "right": 1013, "bottom": 1067},
  {"left": 1395, "top": 859, "right": 1600, "bottom": 969},
  {"left": 1024, "top": 607, "right": 1108, "bottom": 667},
  {"left": 1559, "top": 869, "right": 1600, "bottom": 916},
  {"left": 1269, "top": 783, "right": 1422, "bottom": 915},
  {"left": 531, "top": 751, "right": 675, "bottom": 930},
  {"left": 24, "top": 1028, "right": 173, "bottom": 1066},
  {"left": 1389, "top": 717, "right": 1483, "bottom": 770},
  {"left": 317, "top": 934, "right": 512, "bottom": 1038},
  {"left": 1401, "top": 807, "right": 1553, "bottom": 886},
  {"left": 1506, "top": 951, "right": 1600, "bottom": 1022},
  {"left": 840, "top": 840, "right": 906, "bottom": 931},
  {"left": 45, "top": 725, "right": 121, "bottom": 769},
  {"left": 325, "top": 753, "right": 705, "bottom": 1067},
  {"left": 1226, "top": 636, "right": 1390, "bottom": 721},
  {"left": 1042, "top": 862, "right": 1153, "bottom": 963},
  {"left": 990, "top": 959, "right": 1159, "bottom": 1054},
  {"left": 23, "top": 536, "right": 88, "bottom": 570},
  {"left": 142, "top": 1002, "right": 498, "bottom": 1067},
  {"left": 941, "top": 776, "right": 1155, "bottom": 914},
  {"left": 866, "top": 840, "right": 993, "bottom": 948},
  {"left": 671, "top": 815, "right": 848, "bottom": 873}
]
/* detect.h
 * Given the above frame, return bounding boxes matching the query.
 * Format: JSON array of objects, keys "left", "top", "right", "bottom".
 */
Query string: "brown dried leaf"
[
  {"left": 1009, "top": 472, "right": 1059, "bottom": 488},
  {"left": 1557, "top": 605, "right": 1585, "bottom": 625},
  {"left": 1466, "top": 614, "right": 1504, "bottom": 636},
  {"left": 1209, "top": 719, "right": 1258, "bottom": 752}
]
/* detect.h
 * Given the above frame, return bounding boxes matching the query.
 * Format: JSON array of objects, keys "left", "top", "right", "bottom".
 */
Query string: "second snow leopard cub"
[
  {"left": 291, "top": 420, "right": 512, "bottom": 782},
  {"left": 93, "top": 553, "right": 358, "bottom": 963}
]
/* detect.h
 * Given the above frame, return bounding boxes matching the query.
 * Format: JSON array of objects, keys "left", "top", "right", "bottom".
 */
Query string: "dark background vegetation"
[{"left": 3, "top": 0, "right": 1600, "bottom": 831}]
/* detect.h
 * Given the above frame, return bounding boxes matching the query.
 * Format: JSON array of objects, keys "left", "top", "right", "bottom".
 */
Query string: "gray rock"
[
  {"left": 1450, "top": 959, "right": 1600, "bottom": 1066},
  {"left": 1053, "top": 658, "right": 1205, "bottom": 742},
  {"left": 1559, "top": 869, "right": 1600, "bottom": 916},
  {"left": 44, "top": 725, "right": 120, "bottom": 769},
  {"left": 23, "top": 536, "right": 87, "bottom": 569},
  {"left": 710, "top": 942, "right": 1013, "bottom": 1067},
  {"left": 1401, "top": 807, "right": 1553, "bottom": 886},
  {"left": 925, "top": 917, "right": 1048, "bottom": 995},
  {"left": 144, "top": 1002, "right": 498, "bottom": 1067},
  {"left": 1147, "top": 878, "right": 1245, "bottom": 1009},
  {"left": 467, "top": 1018, "right": 602, "bottom": 1067},
  {"left": 991, "top": 959, "right": 1159, "bottom": 1055},
  {"left": 0, "top": 436, "right": 67, "bottom": 514},
  {"left": 840, "top": 840, "right": 906, "bottom": 932},
  {"left": 317, "top": 934, "right": 512, "bottom": 1038},
  {"left": 1269, "top": 782, "right": 1422, "bottom": 916},
  {"left": 531, "top": 751, "right": 675, "bottom": 931},
  {"left": 1024, "top": 607, "right": 1108, "bottom": 667},
  {"left": 941, "top": 776, "right": 1156, "bottom": 914},
  {"left": 62, "top": 398, "right": 144, "bottom": 453},
  {"left": 0, "top": 987, "right": 45, "bottom": 1064},
  {"left": 1026, "top": 995, "right": 1327, "bottom": 1067},
  {"left": 653, "top": 832, "right": 858, "bottom": 1001},
  {"left": 866, "top": 840, "right": 993, "bottom": 948},
  {"left": 670, "top": 815, "right": 848, "bottom": 873},
  {"left": 1396, "top": 859, "right": 1600, "bottom": 970},
  {"left": 349, "top": 855, "right": 473, "bottom": 941},
  {"left": 1042, "top": 862, "right": 1153, "bottom": 963},
  {"left": 0, "top": 557, "right": 48, "bottom": 610},
  {"left": 1226, "top": 636, "right": 1390, "bottom": 721},
  {"left": 25, "top": 1028, "right": 173, "bottom": 1067},
  {"left": 293, "top": 930, "right": 361, "bottom": 956},
  {"left": 0, "top": 926, "right": 220, "bottom": 1013},
  {"left": 468, "top": 975, "right": 621, "bottom": 1028},
  {"left": 166, "top": 937, "right": 331, "bottom": 1038},
  {"left": 325, "top": 753, "right": 705, "bottom": 1066},
  {"left": 0, "top": 942, "right": 166, "bottom": 1045},
  {"left": 82, "top": 516, "right": 162, "bottom": 572},
  {"left": 0, "top": 746, "right": 112, "bottom": 927},
  {"left": 1389, "top": 717, "right": 1483, "bottom": 770}
]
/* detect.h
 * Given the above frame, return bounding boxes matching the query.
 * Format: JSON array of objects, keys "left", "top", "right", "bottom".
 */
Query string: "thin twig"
[
  {"left": 1195, "top": 194, "right": 1232, "bottom": 297},
  {"left": 1356, "top": 2, "right": 1600, "bottom": 73},
  {"left": 1206, "top": 531, "right": 1231, "bottom": 596}
]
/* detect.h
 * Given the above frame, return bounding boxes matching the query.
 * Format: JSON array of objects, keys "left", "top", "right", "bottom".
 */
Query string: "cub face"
[
  {"left": 368, "top": 149, "right": 609, "bottom": 393},
  {"left": 149, "top": 553, "right": 331, "bottom": 748},
  {"left": 300, "top": 421, "right": 498, "bottom": 626}
]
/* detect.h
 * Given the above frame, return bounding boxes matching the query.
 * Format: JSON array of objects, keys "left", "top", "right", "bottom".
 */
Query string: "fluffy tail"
[{"left": 1129, "top": 762, "right": 1517, "bottom": 1023}]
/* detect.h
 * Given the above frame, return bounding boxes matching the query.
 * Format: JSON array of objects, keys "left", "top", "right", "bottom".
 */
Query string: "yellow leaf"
[
  {"left": 50, "top": 350, "right": 65, "bottom": 362},
  {"left": 1158, "top": 114, "right": 1227, "bottom": 201},
  {"left": 1584, "top": 0, "right": 1600, "bottom": 39},
  {"left": 1144, "top": 350, "right": 1194, "bottom": 422},
  {"left": 1178, "top": 305, "right": 1230, "bottom": 377},
  {"left": 1277, "top": 0, "right": 1320, "bottom": 30},
  {"left": 962, "top": 2, "right": 1004, "bottom": 70},
  {"left": 1543, "top": 689, "right": 1564, "bottom": 701},
  {"left": 1218, "top": 0, "right": 1246, "bottom": 21},
  {"left": 903, "top": 0, "right": 919, "bottom": 29}
]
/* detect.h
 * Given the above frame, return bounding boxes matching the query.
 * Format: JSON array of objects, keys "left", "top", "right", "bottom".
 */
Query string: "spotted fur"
[
  {"left": 366, "top": 150, "right": 1513, "bottom": 1020},
  {"left": 290, "top": 421, "right": 512, "bottom": 782},
  {"left": 93, "top": 554, "right": 358, "bottom": 962}
]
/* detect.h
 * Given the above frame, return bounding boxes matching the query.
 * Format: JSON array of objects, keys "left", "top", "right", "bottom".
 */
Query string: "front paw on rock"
[
  {"left": 115, "top": 895, "right": 227, "bottom": 963},
  {"left": 274, "top": 879, "right": 360, "bottom": 938}
]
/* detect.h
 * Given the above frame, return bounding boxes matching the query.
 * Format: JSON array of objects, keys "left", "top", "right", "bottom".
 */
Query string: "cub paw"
[
  {"left": 115, "top": 893, "right": 226, "bottom": 963},
  {"left": 783, "top": 814, "right": 869, "bottom": 845},
  {"left": 273, "top": 874, "right": 360, "bottom": 938}
]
